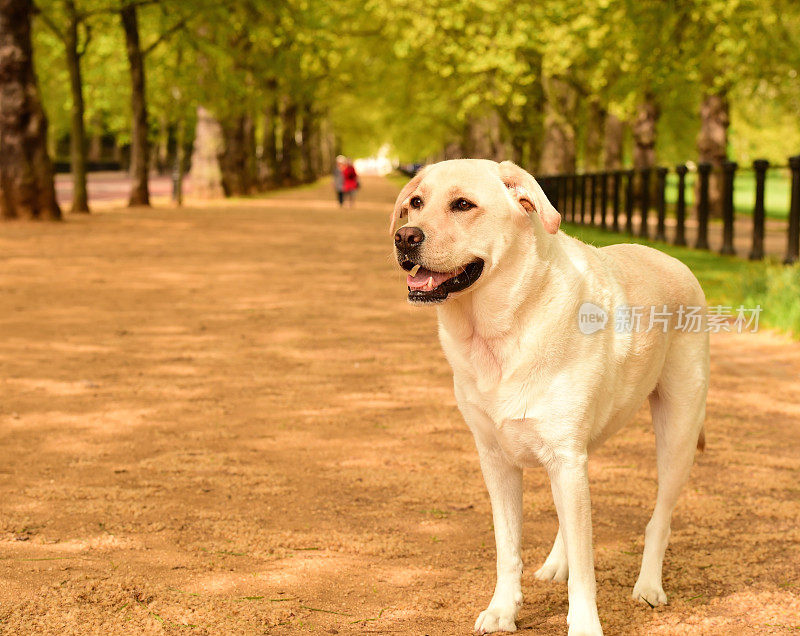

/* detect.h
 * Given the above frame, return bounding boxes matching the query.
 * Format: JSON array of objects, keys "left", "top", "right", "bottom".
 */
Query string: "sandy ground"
[{"left": 1, "top": 177, "right": 799, "bottom": 635}]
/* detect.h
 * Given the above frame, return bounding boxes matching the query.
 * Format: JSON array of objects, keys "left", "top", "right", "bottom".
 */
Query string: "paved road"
[{"left": 55, "top": 171, "right": 175, "bottom": 206}]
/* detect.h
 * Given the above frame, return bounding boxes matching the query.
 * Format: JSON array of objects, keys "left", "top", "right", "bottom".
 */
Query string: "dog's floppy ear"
[
  {"left": 498, "top": 161, "right": 561, "bottom": 235},
  {"left": 390, "top": 167, "right": 428, "bottom": 234}
]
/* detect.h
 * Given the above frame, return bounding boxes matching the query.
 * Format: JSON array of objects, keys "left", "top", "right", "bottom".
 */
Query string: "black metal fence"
[{"left": 537, "top": 155, "right": 800, "bottom": 265}]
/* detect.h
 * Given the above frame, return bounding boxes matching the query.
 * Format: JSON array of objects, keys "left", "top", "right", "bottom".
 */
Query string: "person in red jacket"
[{"left": 333, "top": 155, "right": 359, "bottom": 208}]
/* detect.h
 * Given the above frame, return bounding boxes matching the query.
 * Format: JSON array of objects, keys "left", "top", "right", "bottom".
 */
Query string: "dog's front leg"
[
  {"left": 548, "top": 453, "right": 603, "bottom": 636},
  {"left": 471, "top": 431, "right": 524, "bottom": 634}
]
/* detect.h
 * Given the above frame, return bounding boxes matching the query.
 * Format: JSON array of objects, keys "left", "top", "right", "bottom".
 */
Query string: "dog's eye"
[
  {"left": 452, "top": 198, "right": 475, "bottom": 211},
  {"left": 409, "top": 196, "right": 423, "bottom": 209}
]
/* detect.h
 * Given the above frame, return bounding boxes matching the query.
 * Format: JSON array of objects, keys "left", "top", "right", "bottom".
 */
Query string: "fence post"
[
  {"left": 612, "top": 170, "right": 621, "bottom": 232},
  {"left": 786, "top": 155, "right": 800, "bottom": 264},
  {"left": 720, "top": 160, "right": 737, "bottom": 255},
  {"left": 580, "top": 173, "right": 587, "bottom": 224},
  {"left": 571, "top": 174, "right": 578, "bottom": 223},
  {"left": 655, "top": 167, "right": 668, "bottom": 241},
  {"left": 554, "top": 177, "right": 560, "bottom": 209},
  {"left": 750, "top": 159, "right": 769, "bottom": 260},
  {"left": 625, "top": 170, "right": 635, "bottom": 234},
  {"left": 695, "top": 162, "right": 711, "bottom": 250},
  {"left": 569, "top": 174, "right": 576, "bottom": 223},
  {"left": 550, "top": 177, "right": 559, "bottom": 211},
  {"left": 553, "top": 176, "right": 559, "bottom": 211},
  {"left": 600, "top": 172, "right": 609, "bottom": 230},
  {"left": 589, "top": 173, "right": 597, "bottom": 225},
  {"left": 639, "top": 168, "right": 651, "bottom": 238},
  {"left": 674, "top": 164, "right": 688, "bottom": 246}
]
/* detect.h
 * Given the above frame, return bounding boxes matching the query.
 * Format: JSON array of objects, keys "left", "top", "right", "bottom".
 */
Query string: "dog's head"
[{"left": 391, "top": 159, "right": 561, "bottom": 304}]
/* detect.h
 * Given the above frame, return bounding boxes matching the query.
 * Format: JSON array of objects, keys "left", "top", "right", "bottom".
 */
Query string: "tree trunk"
[
  {"left": 300, "top": 103, "right": 316, "bottom": 183},
  {"left": 454, "top": 121, "right": 471, "bottom": 158},
  {"left": 120, "top": 4, "right": 150, "bottom": 206},
  {"left": 509, "top": 133, "right": 524, "bottom": 166},
  {"left": 310, "top": 116, "right": 323, "bottom": 179},
  {"left": 188, "top": 105, "right": 223, "bottom": 198},
  {"left": 602, "top": 113, "right": 624, "bottom": 171},
  {"left": 174, "top": 116, "right": 185, "bottom": 206},
  {"left": 280, "top": 98, "right": 298, "bottom": 185},
  {"left": 219, "top": 115, "right": 249, "bottom": 197},
  {"left": 584, "top": 100, "right": 605, "bottom": 171},
  {"left": 152, "top": 116, "right": 168, "bottom": 174},
  {"left": 243, "top": 113, "right": 256, "bottom": 192},
  {"left": 0, "top": 0, "right": 61, "bottom": 220},
  {"left": 490, "top": 114, "right": 508, "bottom": 161},
  {"left": 112, "top": 139, "right": 123, "bottom": 164},
  {"left": 64, "top": 0, "right": 88, "bottom": 213},
  {"left": 218, "top": 121, "right": 241, "bottom": 197},
  {"left": 467, "top": 116, "right": 487, "bottom": 160},
  {"left": 632, "top": 95, "right": 659, "bottom": 171},
  {"left": 468, "top": 111, "right": 510, "bottom": 162},
  {"left": 538, "top": 76, "right": 577, "bottom": 175},
  {"left": 696, "top": 91, "right": 729, "bottom": 217},
  {"left": 88, "top": 133, "right": 102, "bottom": 162},
  {"left": 319, "top": 118, "right": 335, "bottom": 176},
  {"left": 261, "top": 96, "right": 279, "bottom": 188}
]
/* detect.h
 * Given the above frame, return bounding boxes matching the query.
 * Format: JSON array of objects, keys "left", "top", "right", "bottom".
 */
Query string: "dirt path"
[
  {"left": 54, "top": 171, "right": 792, "bottom": 259},
  {"left": 1, "top": 177, "right": 798, "bottom": 635}
]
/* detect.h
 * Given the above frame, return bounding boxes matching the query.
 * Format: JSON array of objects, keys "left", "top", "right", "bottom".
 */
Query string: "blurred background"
[{"left": 1, "top": 0, "right": 798, "bottom": 213}]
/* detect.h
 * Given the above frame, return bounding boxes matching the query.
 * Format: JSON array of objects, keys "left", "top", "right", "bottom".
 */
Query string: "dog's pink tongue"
[{"left": 407, "top": 267, "right": 459, "bottom": 291}]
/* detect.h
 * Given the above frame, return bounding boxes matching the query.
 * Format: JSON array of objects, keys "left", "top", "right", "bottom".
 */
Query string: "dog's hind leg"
[
  {"left": 534, "top": 526, "right": 568, "bottom": 582},
  {"left": 633, "top": 338, "right": 708, "bottom": 607}
]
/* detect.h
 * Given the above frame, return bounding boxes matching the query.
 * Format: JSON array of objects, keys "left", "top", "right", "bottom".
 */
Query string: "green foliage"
[
  {"left": 33, "top": 18, "right": 70, "bottom": 147},
  {"left": 29, "top": 0, "right": 800, "bottom": 166},
  {"left": 739, "top": 263, "right": 800, "bottom": 337},
  {"left": 34, "top": 0, "right": 196, "bottom": 152}
]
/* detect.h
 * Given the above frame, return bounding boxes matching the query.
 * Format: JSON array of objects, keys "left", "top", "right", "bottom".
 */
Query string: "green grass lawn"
[
  {"left": 564, "top": 222, "right": 800, "bottom": 337},
  {"left": 665, "top": 168, "right": 792, "bottom": 220}
]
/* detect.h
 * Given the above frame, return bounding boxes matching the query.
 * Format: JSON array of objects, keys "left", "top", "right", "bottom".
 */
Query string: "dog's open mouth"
[{"left": 400, "top": 259, "right": 484, "bottom": 303}]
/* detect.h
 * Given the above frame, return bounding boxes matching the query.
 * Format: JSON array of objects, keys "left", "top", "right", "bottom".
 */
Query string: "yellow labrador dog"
[{"left": 391, "top": 159, "right": 709, "bottom": 635}]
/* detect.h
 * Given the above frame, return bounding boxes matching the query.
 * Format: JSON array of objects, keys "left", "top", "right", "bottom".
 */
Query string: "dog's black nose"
[{"left": 395, "top": 226, "right": 425, "bottom": 249}]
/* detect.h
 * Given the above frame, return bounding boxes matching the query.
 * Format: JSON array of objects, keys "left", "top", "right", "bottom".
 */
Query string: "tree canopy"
[{"left": 26, "top": 0, "right": 800, "bottom": 187}]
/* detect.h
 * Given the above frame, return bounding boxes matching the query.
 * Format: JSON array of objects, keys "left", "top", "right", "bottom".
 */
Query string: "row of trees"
[
  {"left": 372, "top": 0, "right": 800, "bottom": 214},
  {"left": 2, "top": 0, "right": 350, "bottom": 218},
  {"left": 1, "top": 0, "right": 799, "bottom": 220}
]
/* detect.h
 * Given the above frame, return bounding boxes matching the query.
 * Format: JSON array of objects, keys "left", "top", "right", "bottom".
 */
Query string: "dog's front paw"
[
  {"left": 632, "top": 580, "right": 668, "bottom": 607},
  {"left": 567, "top": 626, "right": 603, "bottom": 636},
  {"left": 474, "top": 606, "right": 517, "bottom": 634},
  {"left": 566, "top": 603, "right": 603, "bottom": 636}
]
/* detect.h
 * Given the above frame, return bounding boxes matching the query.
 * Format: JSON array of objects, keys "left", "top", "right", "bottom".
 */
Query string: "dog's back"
[{"left": 600, "top": 243, "right": 707, "bottom": 312}]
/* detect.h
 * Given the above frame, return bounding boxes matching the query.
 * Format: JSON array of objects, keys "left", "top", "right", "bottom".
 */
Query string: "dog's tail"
[{"left": 696, "top": 426, "right": 706, "bottom": 452}]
